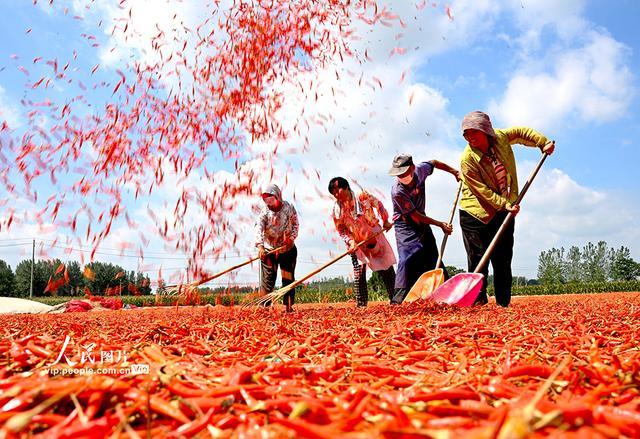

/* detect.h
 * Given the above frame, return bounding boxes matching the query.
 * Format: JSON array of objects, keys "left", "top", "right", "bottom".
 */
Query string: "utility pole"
[{"left": 29, "top": 239, "right": 35, "bottom": 298}]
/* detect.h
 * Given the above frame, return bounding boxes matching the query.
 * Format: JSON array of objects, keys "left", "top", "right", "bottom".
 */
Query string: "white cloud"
[
  {"left": 488, "top": 31, "right": 634, "bottom": 132},
  {"left": 70, "top": 0, "right": 206, "bottom": 83},
  {"left": 507, "top": 0, "right": 588, "bottom": 50},
  {"left": 344, "top": 0, "right": 501, "bottom": 64}
]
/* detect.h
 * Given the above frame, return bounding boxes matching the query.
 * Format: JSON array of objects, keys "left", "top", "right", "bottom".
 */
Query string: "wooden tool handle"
[
  {"left": 273, "top": 229, "right": 387, "bottom": 295},
  {"left": 435, "top": 181, "right": 463, "bottom": 269},
  {"left": 474, "top": 152, "right": 549, "bottom": 274},
  {"left": 194, "top": 245, "right": 286, "bottom": 287}
]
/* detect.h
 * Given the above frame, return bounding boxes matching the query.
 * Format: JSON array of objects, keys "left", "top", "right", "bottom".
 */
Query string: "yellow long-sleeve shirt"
[{"left": 460, "top": 126, "right": 548, "bottom": 223}]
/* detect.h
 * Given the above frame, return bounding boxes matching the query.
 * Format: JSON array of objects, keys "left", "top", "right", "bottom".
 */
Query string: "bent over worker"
[
  {"left": 329, "top": 177, "right": 396, "bottom": 307},
  {"left": 459, "top": 111, "right": 555, "bottom": 307},
  {"left": 389, "top": 154, "right": 460, "bottom": 304}
]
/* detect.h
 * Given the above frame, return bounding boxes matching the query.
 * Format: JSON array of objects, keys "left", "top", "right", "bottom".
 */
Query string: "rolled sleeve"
[
  {"left": 504, "top": 127, "right": 549, "bottom": 149},
  {"left": 417, "top": 161, "right": 435, "bottom": 180}
]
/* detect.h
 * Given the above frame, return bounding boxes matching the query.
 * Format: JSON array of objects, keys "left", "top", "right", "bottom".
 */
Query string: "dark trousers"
[
  {"left": 460, "top": 210, "right": 514, "bottom": 307},
  {"left": 351, "top": 254, "right": 396, "bottom": 307},
  {"left": 392, "top": 226, "right": 449, "bottom": 304},
  {"left": 260, "top": 246, "right": 297, "bottom": 309}
]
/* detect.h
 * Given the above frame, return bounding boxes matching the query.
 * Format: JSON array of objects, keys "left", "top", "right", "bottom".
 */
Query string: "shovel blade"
[
  {"left": 405, "top": 269, "right": 445, "bottom": 302},
  {"left": 429, "top": 273, "right": 484, "bottom": 307}
]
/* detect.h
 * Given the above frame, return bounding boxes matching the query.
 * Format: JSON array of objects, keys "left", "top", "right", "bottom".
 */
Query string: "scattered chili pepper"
[{"left": 0, "top": 293, "right": 637, "bottom": 437}]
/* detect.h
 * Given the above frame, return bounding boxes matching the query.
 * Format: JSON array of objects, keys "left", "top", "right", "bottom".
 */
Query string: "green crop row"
[{"left": 506, "top": 280, "right": 640, "bottom": 296}]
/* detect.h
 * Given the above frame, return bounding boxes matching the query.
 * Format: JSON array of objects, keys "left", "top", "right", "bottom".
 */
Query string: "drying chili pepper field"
[{"left": 1, "top": 293, "right": 639, "bottom": 438}]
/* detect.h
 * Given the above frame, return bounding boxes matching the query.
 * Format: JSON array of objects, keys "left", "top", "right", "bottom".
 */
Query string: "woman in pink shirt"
[{"left": 329, "top": 177, "right": 396, "bottom": 307}]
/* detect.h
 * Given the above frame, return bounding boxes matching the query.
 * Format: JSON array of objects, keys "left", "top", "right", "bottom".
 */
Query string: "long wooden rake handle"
[
  {"left": 193, "top": 245, "right": 286, "bottom": 287},
  {"left": 162, "top": 246, "right": 287, "bottom": 294},
  {"left": 474, "top": 150, "right": 549, "bottom": 274},
  {"left": 435, "top": 180, "right": 463, "bottom": 270},
  {"left": 252, "top": 229, "right": 388, "bottom": 305}
]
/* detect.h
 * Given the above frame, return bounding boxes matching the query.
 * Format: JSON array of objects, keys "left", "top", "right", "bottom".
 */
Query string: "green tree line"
[
  {"left": 0, "top": 259, "right": 152, "bottom": 298},
  {"left": 537, "top": 241, "right": 639, "bottom": 285}
]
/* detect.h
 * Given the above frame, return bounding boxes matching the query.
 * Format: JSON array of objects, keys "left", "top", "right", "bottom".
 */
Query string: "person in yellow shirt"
[{"left": 459, "top": 111, "right": 555, "bottom": 307}]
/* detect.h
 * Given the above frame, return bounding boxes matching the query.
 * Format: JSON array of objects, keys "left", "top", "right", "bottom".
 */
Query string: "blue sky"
[{"left": 0, "top": 0, "right": 638, "bottom": 287}]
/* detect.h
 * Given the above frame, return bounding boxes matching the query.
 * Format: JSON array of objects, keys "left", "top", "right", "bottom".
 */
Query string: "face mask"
[
  {"left": 264, "top": 196, "right": 281, "bottom": 210},
  {"left": 398, "top": 173, "right": 413, "bottom": 185}
]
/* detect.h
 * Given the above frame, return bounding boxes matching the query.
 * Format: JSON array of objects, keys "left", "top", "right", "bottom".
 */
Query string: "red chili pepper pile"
[{"left": 1, "top": 293, "right": 639, "bottom": 438}]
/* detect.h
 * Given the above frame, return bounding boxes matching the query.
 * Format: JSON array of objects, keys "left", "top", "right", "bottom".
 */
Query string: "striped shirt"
[{"left": 488, "top": 147, "right": 508, "bottom": 196}]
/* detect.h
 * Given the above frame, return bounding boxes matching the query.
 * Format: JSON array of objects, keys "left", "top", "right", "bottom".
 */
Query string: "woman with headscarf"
[
  {"left": 459, "top": 111, "right": 555, "bottom": 307},
  {"left": 255, "top": 184, "right": 299, "bottom": 312}
]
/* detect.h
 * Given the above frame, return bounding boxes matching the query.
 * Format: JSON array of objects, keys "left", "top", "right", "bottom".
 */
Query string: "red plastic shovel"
[
  {"left": 405, "top": 181, "right": 462, "bottom": 302},
  {"left": 430, "top": 151, "right": 550, "bottom": 306}
]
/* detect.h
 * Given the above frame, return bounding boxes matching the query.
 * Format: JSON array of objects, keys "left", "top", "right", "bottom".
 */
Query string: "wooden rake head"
[{"left": 243, "top": 282, "right": 294, "bottom": 308}]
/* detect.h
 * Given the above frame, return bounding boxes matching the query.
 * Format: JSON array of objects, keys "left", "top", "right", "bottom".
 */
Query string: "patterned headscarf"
[{"left": 461, "top": 111, "right": 496, "bottom": 138}]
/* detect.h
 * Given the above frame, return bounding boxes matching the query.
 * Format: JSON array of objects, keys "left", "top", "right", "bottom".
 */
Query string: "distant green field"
[{"left": 508, "top": 280, "right": 640, "bottom": 296}]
